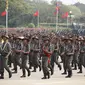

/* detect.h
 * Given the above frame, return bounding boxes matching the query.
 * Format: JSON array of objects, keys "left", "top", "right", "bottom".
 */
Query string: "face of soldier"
[
  {"left": 45, "top": 40, "right": 49, "bottom": 45},
  {"left": 34, "top": 39, "right": 38, "bottom": 43},
  {"left": 23, "top": 40, "right": 28, "bottom": 45},
  {"left": 68, "top": 40, "right": 71, "bottom": 44},
  {"left": 3, "top": 37, "right": 7, "bottom": 42},
  {"left": 16, "top": 39, "right": 19, "bottom": 42}
]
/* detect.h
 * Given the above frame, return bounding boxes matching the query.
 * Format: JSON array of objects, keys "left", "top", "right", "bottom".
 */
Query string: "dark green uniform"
[
  {"left": 20, "top": 40, "right": 30, "bottom": 77},
  {"left": 64, "top": 40, "right": 74, "bottom": 78},
  {"left": 0, "top": 41, "right": 4, "bottom": 79},
  {"left": 78, "top": 41, "right": 84, "bottom": 73},
  {"left": 1, "top": 41, "right": 12, "bottom": 78},
  {"left": 59, "top": 41, "right": 67, "bottom": 75},
  {"left": 50, "top": 42, "right": 61, "bottom": 74},
  {"left": 12, "top": 39, "right": 22, "bottom": 73},
  {"left": 32, "top": 38, "right": 41, "bottom": 72},
  {"left": 42, "top": 42, "right": 50, "bottom": 79}
]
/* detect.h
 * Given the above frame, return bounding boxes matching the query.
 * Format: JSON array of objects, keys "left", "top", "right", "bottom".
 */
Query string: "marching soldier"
[
  {"left": 59, "top": 38, "right": 67, "bottom": 75},
  {"left": 78, "top": 38, "right": 84, "bottom": 73},
  {"left": 0, "top": 36, "right": 4, "bottom": 79},
  {"left": 31, "top": 36, "right": 41, "bottom": 72},
  {"left": 20, "top": 37, "right": 31, "bottom": 77},
  {"left": 82, "top": 40, "right": 85, "bottom": 68},
  {"left": 50, "top": 36, "right": 62, "bottom": 75},
  {"left": 12, "top": 37, "right": 22, "bottom": 73},
  {"left": 1, "top": 35, "right": 12, "bottom": 79},
  {"left": 8, "top": 36, "right": 14, "bottom": 67},
  {"left": 64, "top": 38, "right": 74, "bottom": 78},
  {"left": 42, "top": 38, "right": 51, "bottom": 79},
  {"left": 72, "top": 39, "right": 80, "bottom": 70}
]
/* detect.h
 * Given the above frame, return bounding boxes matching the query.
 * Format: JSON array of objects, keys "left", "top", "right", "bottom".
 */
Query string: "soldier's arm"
[{"left": 7, "top": 42, "right": 12, "bottom": 52}]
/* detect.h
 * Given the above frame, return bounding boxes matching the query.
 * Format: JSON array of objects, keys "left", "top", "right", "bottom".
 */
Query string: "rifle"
[{"left": 5, "top": 50, "right": 12, "bottom": 58}]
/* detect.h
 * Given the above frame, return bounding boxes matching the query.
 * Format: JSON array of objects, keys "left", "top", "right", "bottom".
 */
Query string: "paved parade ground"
[{"left": 0, "top": 64, "right": 85, "bottom": 85}]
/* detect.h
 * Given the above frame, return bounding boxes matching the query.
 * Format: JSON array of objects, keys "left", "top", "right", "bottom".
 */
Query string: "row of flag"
[
  {"left": 0, "top": 1, "right": 69, "bottom": 19},
  {"left": 33, "top": 10, "right": 68, "bottom": 18},
  {"left": 0, "top": 10, "right": 68, "bottom": 19},
  {"left": 33, "top": 2, "right": 68, "bottom": 18}
]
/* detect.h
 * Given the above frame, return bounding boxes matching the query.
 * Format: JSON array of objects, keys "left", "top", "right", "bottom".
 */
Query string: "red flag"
[
  {"left": 54, "top": 11, "right": 57, "bottom": 15},
  {"left": 62, "top": 12, "right": 68, "bottom": 18},
  {"left": 33, "top": 11, "right": 39, "bottom": 17},
  {"left": 56, "top": 6, "right": 59, "bottom": 11},
  {"left": 54, "top": 2, "right": 60, "bottom": 15},
  {"left": 1, "top": 11, "right": 6, "bottom": 16}
]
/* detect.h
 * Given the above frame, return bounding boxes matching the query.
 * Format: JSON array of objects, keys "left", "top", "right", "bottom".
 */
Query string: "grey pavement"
[{"left": 0, "top": 63, "right": 85, "bottom": 85}]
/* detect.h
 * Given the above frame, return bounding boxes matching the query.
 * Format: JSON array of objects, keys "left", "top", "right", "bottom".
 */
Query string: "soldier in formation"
[{"left": 0, "top": 31, "right": 85, "bottom": 79}]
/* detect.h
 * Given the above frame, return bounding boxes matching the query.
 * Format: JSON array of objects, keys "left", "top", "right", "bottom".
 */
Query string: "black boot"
[
  {"left": 27, "top": 69, "right": 31, "bottom": 77},
  {"left": 58, "top": 65, "right": 62, "bottom": 70},
  {"left": 21, "top": 69, "right": 26, "bottom": 78},
  {"left": 77, "top": 67, "right": 82, "bottom": 73},
  {"left": 62, "top": 69, "right": 67, "bottom": 75},
  {"left": 12, "top": 68, "right": 17, "bottom": 73},
  {"left": 11, "top": 68, "right": 15, "bottom": 71},
  {"left": 47, "top": 72, "right": 50, "bottom": 79},
  {"left": 77, "top": 71, "right": 82, "bottom": 73},
  {"left": 42, "top": 73, "right": 47, "bottom": 79},
  {"left": 0, "top": 72, "right": 4, "bottom": 79},
  {"left": 73, "top": 64, "right": 77, "bottom": 70},
  {"left": 20, "top": 75, "right": 26, "bottom": 78},
  {"left": 65, "top": 70, "right": 72, "bottom": 78},
  {"left": 39, "top": 65, "right": 41, "bottom": 71},
  {"left": 29, "top": 66, "right": 32, "bottom": 69},
  {"left": 9, "top": 72, "right": 12, "bottom": 78},
  {"left": 32, "top": 67, "right": 36, "bottom": 72},
  {"left": 71, "top": 61, "right": 74, "bottom": 67},
  {"left": 50, "top": 68, "right": 53, "bottom": 75}
]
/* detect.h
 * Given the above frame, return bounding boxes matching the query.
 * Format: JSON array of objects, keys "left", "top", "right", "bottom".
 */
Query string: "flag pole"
[
  {"left": 67, "top": 16, "right": 68, "bottom": 28},
  {"left": 6, "top": 9, "right": 8, "bottom": 36},
  {"left": 56, "top": 0, "right": 58, "bottom": 32},
  {"left": 56, "top": 9, "right": 58, "bottom": 32},
  {"left": 6, "top": 0, "right": 8, "bottom": 36},
  {"left": 37, "top": 10, "right": 39, "bottom": 28}
]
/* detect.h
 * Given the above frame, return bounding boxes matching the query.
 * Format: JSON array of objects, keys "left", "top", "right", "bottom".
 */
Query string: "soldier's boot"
[
  {"left": 71, "top": 61, "right": 74, "bottom": 67},
  {"left": 9, "top": 72, "right": 12, "bottom": 78},
  {"left": 62, "top": 69, "right": 67, "bottom": 75},
  {"left": 12, "top": 68, "right": 17, "bottom": 73},
  {"left": 39, "top": 65, "right": 41, "bottom": 71},
  {"left": 32, "top": 67, "right": 36, "bottom": 72},
  {"left": 50, "top": 67, "right": 53, "bottom": 75},
  {"left": 65, "top": 70, "right": 72, "bottom": 78},
  {"left": 9, "top": 64, "right": 12, "bottom": 68},
  {"left": 29, "top": 66, "right": 32, "bottom": 69},
  {"left": 11, "top": 68, "right": 15, "bottom": 71},
  {"left": 73, "top": 64, "right": 77, "bottom": 70},
  {"left": 0, "top": 72, "right": 4, "bottom": 79},
  {"left": 20, "top": 67, "right": 22, "bottom": 69},
  {"left": 42, "top": 73, "right": 47, "bottom": 79},
  {"left": 77, "top": 70, "right": 82, "bottom": 73},
  {"left": 77, "top": 65, "right": 82, "bottom": 73},
  {"left": 27, "top": 69, "right": 31, "bottom": 77},
  {"left": 21, "top": 69, "right": 26, "bottom": 78},
  {"left": 47, "top": 72, "right": 50, "bottom": 79},
  {"left": 58, "top": 65, "right": 62, "bottom": 70}
]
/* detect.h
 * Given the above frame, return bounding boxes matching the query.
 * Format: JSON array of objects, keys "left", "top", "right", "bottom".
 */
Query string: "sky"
[{"left": 45, "top": 0, "right": 85, "bottom": 5}]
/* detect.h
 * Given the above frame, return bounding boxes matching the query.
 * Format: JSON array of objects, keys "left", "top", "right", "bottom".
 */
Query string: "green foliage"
[
  {"left": 67, "top": 5, "right": 82, "bottom": 17},
  {"left": 0, "top": 0, "right": 84, "bottom": 27},
  {"left": 75, "top": 2, "right": 85, "bottom": 13},
  {"left": 28, "top": 23, "right": 35, "bottom": 28},
  {"left": 0, "top": 25, "right": 5, "bottom": 28}
]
